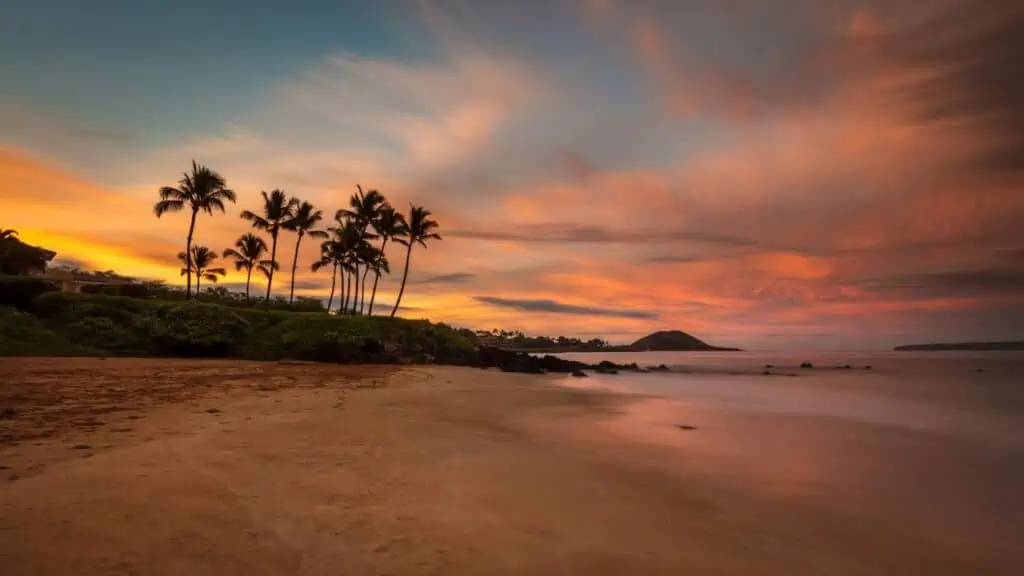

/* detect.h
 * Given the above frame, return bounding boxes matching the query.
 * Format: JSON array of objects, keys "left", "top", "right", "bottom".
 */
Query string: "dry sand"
[{"left": 0, "top": 358, "right": 1004, "bottom": 575}]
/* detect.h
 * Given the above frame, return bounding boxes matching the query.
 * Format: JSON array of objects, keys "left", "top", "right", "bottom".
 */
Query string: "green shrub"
[
  {"left": 64, "top": 315, "right": 152, "bottom": 356},
  {"left": 0, "top": 306, "right": 95, "bottom": 356},
  {"left": 0, "top": 276, "right": 58, "bottom": 312},
  {"left": 6, "top": 291, "right": 477, "bottom": 364},
  {"left": 145, "top": 302, "right": 252, "bottom": 357}
]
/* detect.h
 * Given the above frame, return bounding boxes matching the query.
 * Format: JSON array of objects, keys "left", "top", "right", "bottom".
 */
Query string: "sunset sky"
[{"left": 2, "top": 0, "right": 1022, "bottom": 349}]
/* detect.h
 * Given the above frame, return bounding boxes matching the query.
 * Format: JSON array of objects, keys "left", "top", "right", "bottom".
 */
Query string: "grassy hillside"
[{"left": 0, "top": 291, "right": 477, "bottom": 364}]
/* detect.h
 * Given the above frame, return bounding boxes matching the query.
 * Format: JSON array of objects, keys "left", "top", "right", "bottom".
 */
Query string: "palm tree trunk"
[
  {"left": 368, "top": 237, "right": 387, "bottom": 316},
  {"left": 390, "top": 244, "right": 413, "bottom": 318},
  {"left": 352, "top": 263, "right": 360, "bottom": 314},
  {"left": 245, "top": 266, "right": 252, "bottom": 299},
  {"left": 360, "top": 267, "right": 370, "bottom": 314},
  {"left": 288, "top": 232, "right": 303, "bottom": 304},
  {"left": 185, "top": 209, "right": 198, "bottom": 298},
  {"left": 327, "top": 263, "right": 337, "bottom": 313},
  {"left": 195, "top": 272, "right": 201, "bottom": 296},
  {"left": 348, "top": 269, "right": 356, "bottom": 314},
  {"left": 265, "top": 232, "right": 278, "bottom": 306},
  {"left": 342, "top": 269, "right": 350, "bottom": 314},
  {"left": 342, "top": 266, "right": 350, "bottom": 311},
  {"left": 368, "top": 273, "right": 381, "bottom": 315}
]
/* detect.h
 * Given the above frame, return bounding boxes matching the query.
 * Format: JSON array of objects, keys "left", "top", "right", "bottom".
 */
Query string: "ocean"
[{"left": 550, "top": 350, "right": 1024, "bottom": 564}]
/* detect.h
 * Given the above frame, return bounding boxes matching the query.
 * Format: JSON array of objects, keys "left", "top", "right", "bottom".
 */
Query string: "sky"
[{"left": 1, "top": 0, "right": 1022, "bottom": 349}]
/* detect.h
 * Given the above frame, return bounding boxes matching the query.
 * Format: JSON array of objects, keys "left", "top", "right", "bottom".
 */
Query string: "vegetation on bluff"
[{"left": 0, "top": 290, "right": 477, "bottom": 363}]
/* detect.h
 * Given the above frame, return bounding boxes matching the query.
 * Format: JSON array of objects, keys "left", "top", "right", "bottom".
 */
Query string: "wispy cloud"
[
  {"left": 411, "top": 272, "right": 477, "bottom": 285},
  {"left": 475, "top": 296, "right": 659, "bottom": 320}
]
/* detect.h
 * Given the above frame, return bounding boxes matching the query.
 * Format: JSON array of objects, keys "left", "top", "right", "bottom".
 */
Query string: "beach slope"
[{"left": 0, "top": 359, "right": 998, "bottom": 575}]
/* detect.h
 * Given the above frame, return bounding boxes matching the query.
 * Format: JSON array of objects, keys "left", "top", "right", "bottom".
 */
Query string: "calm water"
[{"left": 551, "top": 351, "right": 1024, "bottom": 562}]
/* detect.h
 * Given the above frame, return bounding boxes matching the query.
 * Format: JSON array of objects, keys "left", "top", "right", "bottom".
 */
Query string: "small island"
[
  {"left": 894, "top": 341, "right": 1024, "bottom": 351},
  {"left": 625, "top": 330, "right": 741, "bottom": 352},
  {"left": 485, "top": 329, "right": 740, "bottom": 353}
]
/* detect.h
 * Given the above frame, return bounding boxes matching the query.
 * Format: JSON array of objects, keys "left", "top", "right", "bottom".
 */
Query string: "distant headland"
[
  {"left": 894, "top": 341, "right": 1024, "bottom": 351},
  {"left": 490, "top": 330, "right": 740, "bottom": 353}
]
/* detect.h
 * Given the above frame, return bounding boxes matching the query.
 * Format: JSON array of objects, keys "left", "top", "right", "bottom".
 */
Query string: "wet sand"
[{"left": 0, "top": 358, "right": 1010, "bottom": 575}]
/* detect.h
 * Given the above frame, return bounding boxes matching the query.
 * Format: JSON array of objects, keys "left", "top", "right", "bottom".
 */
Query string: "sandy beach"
[{"left": 0, "top": 358, "right": 1011, "bottom": 575}]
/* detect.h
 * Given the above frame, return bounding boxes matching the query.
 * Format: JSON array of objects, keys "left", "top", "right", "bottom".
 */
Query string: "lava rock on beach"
[{"left": 473, "top": 346, "right": 641, "bottom": 375}]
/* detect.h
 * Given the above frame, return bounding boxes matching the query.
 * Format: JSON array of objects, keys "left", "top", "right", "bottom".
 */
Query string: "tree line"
[{"left": 155, "top": 161, "right": 441, "bottom": 316}]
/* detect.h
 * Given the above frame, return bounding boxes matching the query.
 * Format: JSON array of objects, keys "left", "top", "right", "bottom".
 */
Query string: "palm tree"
[
  {"left": 284, "top": 201, "right": 328, "bottom": 304},
  {"left": 337, "top": 186, "right": 385, "bottom": 314},
  {"left": 391, "top": 205, "right": 441, "bottom": 317},
  {"left": 329, "top": 217, "right": 366, "bottom": 314},
  {"left": 241, "top": 189, "right": 297, "bottom": 305},
  {"left": 311, "top": 242, "right": 337, "bottom": 313},
  {"left": 177, "top": 245, "right": 226, "bottom": 295},
  {"left": 312, "top": 239, "right": 351, "bottom": 314},
  {"left": 154, "top": 161, "right": 235, "bottom": 298},
  {"left": 368, "top": 252, "right": 391, "bottom": 313},
  {"left": 222, "top": 233, "right": 268, "bottom": 299},
  {"left": 256, "top": 259, "right": 280, "bottom": 289},
  {"left": 356, "top": 243, "right": 380, "bottom": 315},
  {"left": 368, "top": 204, "right": 406, "bottom": 315}
]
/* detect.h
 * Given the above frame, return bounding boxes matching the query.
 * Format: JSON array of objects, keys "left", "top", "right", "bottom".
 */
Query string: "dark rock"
[
  {"left": 800, "top": 362, "right": 814, "bottom": 369},
  {"left": 763, "top": 371, "right": 771, "bottom": 375},
  {"left": 864, "top": 365, "right": 872, "bottom": 370},
  {"left": 842, "top": 364, "right": 852, "bottom": 369},
  {"left": 571, "top": 369, "right": 588, "bottom": 378},
  {"left": 677, "top": 425, "right": 697, "bottom": 431},
  {"left": 765, "top": 364, "right": 774, "bottom": 369},
  {"left": 649, "top": 364, "right": 670, "bottom": 372},
  {"left": 473, "top": 346, "right": 641, "bottom": 376}
]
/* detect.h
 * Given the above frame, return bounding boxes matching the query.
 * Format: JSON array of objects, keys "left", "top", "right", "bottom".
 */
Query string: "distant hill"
[
  {"left": 627, "top": 330, "right": 740, "bottom": 352},
  {"left": 894, "top": 341, "right": 1024, "bottom": 351}
]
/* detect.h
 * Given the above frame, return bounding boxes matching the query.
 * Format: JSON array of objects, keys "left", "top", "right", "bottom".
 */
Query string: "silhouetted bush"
[
  {"left": 146, "top": 302, "right": 252, "bottom": 357},
  {"left": 1, "top": 292, "right": 475, "bottom": 363},
  {"left": 0, "top": 306, "right": 94, "bottom": 356},
  {"left": 0, "top": 276, "right": 58, "bottom": 312},
  {"left": 80, "top": 283, "right": 152, "bottom": 299}
]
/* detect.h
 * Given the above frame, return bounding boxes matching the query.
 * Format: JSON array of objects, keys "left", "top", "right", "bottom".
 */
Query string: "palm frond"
[
  {"left": 158, "top": 186, "right": 187, "bottom": 201},
  {"left": 240, "top": 210, "right": 270, "bottom": 230},
  {"left": 154, "top": 199, "right": 185, "bottom": 217}
]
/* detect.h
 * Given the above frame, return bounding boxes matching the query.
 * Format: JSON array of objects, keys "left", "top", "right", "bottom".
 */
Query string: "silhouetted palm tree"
[
  {"left": 337, "top": 186, "right": 384, "bottom": 314},
  {"left": 177, "top": 245, "right": 226, "bottom": 295},
  {"left": 155, "top": 161, "right": 235, "bottom": 298},
  {"left": 368, "top": 204, "right": 406, "bottom": 315},
  {"left": 0, "top": 228, "right": 17, "bottom": 240},
  {"left": 356, "top": 243, "right": 381, "bottom": 315},
  {"left": 329, "top": 216, "right": 371, "bottom": 314},
  {"left": 369, "top": 252, "right": 391, "bottom": 313},
  {"left": 256, "top": 259, "right": 279, "bottom": 288},
  {"left": 284, "top": 201, "right": 328, "bottom": 304},
  {"left": 241, "top": 190, "right": 297, "bottom": 305},
  {"left": 391, "top": 205, "right": 441, "bottom": 317},
  {"left": 311, "top": 242, "right": 337, "bottom": 313},
  {"left": 222, "top": 233, "right": 268, "bottom": 299}
]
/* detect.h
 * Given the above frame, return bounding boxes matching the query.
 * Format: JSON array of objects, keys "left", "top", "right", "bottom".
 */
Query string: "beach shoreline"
[{"left": 0, "top": 358, "right": 1014, "bottom": 575}]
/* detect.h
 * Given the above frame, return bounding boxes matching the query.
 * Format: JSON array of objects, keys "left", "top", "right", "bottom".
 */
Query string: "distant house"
[{"left": 33, "top": 268, "right": 135, "bottom": 293}]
